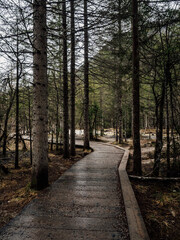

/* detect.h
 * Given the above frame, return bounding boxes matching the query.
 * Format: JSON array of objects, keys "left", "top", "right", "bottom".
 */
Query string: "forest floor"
[
  {"left": 131, "top": 179, "right": 180, "bottom": 240},
  {"left": 120, "top": 138, "right": 180, "bottom": 240},
  {"left": 0, "top": 145, "right": 89, "bottom": 229}
]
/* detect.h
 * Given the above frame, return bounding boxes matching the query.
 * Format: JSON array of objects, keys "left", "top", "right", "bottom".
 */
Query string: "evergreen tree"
[{"left": 31, "top": 0, "right": 48, "bottom": 190}]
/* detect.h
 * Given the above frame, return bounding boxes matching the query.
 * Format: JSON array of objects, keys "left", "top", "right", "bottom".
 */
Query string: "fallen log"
[{"left": 129, "top": 175, "right": 180, "bottom": 181}]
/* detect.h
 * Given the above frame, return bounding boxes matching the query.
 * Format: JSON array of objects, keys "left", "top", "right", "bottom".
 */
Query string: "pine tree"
[
  {"left": 31, "top": 0, "right": 48, "bottom": 190},
  {"left": 132, "top": 0, "right": 142, "bottom": 175},
  {"left": 83, "top": 0, "right": 90, "bottom": 149}
]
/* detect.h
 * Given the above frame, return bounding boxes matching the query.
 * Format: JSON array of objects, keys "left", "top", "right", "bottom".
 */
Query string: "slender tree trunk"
[
  {"left": 166, "top": 93, "right": 170, "bottom": 177},
  {"left": 15, "top": 19, "right": 19, "bottom": 169},
  {"left": 100, "top": 87, "right": 104, "bottom": 136},
  {"left": 153, "top": 84, "right": 165, "bottom": 176},
  {"left": 62, "top": 0, "right": 69, "bottom": 158},
  {"left": 2, "top": 90, "right": 15, "bottom": 156},
  {"left": 118, "top": 0, "right": 123, "bottom": 144},
  {"left": 52, "top": 73, "right": 60, "bottom": 151},
  {"left": 116, "top": 122, "right": 118, "bottom": 142},
  {"left": 132, "top": 0, "right": 142, "bottom": 175},
  {"left": 165, "top": 60, "right": 171, "bottom": 177},
  {"left": 169, "top": 74, "right": 177, "bottom": 164},
  {"left": 3, "top": 125, "right": 7, "bottom": 157},
  {"left": 56, "top": 2, "right": 62, "bottom": 151},
  {"left": 56, "top": 97, "right": 59, "bottom": 151},
  {"left": 28, "top": 87, "right": 32, "bottom": 165},
  {"left": 118, "top": 80, "right": 123, "bottom": 144},
  {"left": 51, "top": 131, "right": 53, "bottom": 151},
  {"left": 124, "top": 109, "right": 127, "bottom": 142},
  {"left": 94, "top": 111, "right": 97, "bottom": 139},
  {"left": 31, "top": 0, "right": 48, "bottom": 190},
  {"left": 83, "top": 0, "right": 90, "bottom": 149},
  {"left": 70, "top": 0, "right": 76, "bottom": 156}
]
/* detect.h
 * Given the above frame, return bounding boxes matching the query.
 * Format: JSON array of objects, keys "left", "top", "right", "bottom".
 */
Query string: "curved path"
[{"left": 0, "top": 142, "right": 129, "bottom": 240}]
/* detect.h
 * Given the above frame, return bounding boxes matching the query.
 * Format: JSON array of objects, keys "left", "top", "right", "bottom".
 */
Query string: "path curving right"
[{"left": 0, "top": 142, "right": 129, "bottom": 240}]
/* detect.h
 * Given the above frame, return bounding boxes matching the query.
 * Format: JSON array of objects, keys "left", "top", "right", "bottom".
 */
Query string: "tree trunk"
[
  {"left": 28, "top": 87, "right": 32, "bottom": 165},
  {"left": 83, "top": 0, "right": 90, "bottom": 150},
  {"left": 62, "top": 0, "right": 69, "bottom": 158},
  {"left": 2, "top": 90, "right": 15, "bottom": 156},
  {"left": 124, "top": 109, "right": 127, "bottom": 142},
  {"left": 118, "top": 0, "right": 123, "bottom": 144},
  {"left": 165, "top": 59, "right": 171, "bottom": 177},
  {"left": 169, "top": 73, "right": 177, "bottom": 165},
  {"left": 51, "top": 131, "right": 53, "bottom": 151},
  {"left": 153, "top": 84, "right": 165, "bottom": 176},
  {"left": 15, "top": 17, "right": 19, "bottom": 169},
  {"left": 56, "top": 96, "right": 59, "bottom": 151},
  {"left": 31, "top": 0, "right": 48, "bottom": 190},
  {"left": 94, "top": 111, "right": 97, "bottom": 139},
  {"left": 52, "top": 73, "right": 60, "bottom": 151},
  {"left": 70, "top": 0, "right": 76, "bottom": 156},
  {"left": 166, "top": 93, "right": 170, "bottom": 177},
  {"left": 132, "top": 0, "right": 142, "bottom": 175},
  {"left": 100, "top": 87, "right": 104, "bottom": 136},
  {"left": 116, "top": 122, "right": 118, "bottom": 142},
  {"left": 2, "top": 126, "right": 7, "bottom": 157}
]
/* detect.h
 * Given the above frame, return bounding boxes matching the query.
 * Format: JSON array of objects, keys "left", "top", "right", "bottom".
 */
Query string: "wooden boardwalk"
[{"left": 0, "top": 142, "right": 129, "bottom": 240}]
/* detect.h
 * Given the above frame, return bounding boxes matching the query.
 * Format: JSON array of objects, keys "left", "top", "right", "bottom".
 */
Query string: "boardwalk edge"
[{"left": 116, "top": 146, "right": 150, "bottom": 240}]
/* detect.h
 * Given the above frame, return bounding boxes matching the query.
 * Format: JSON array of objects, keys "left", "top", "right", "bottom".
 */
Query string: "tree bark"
[
  {"left": 31, "top": 0, "right": 48, "bottom": 190},
  {"left": 118, "top": 0, "right": 123, "bottom": 144},
  {"left": 56, "top": 87, "right": 59, "bottom": 151},
  {"left": 52, "top": 73, "right": 60, "bottom": 151},
  {"left": 70, "top": 0, "right": 76, "bottom": 156},
  {"left": 51, "top": 131, "right": 53, "bottom": 151},
  {"left": 166, "top": 92, "right": 170, "bottom": 177},
  {"left": 100, "top": 87, "right": 104, "bottom": 136},
  {"left": 132, "top": 0, "right": 142, "bottom": 175},
  {"left": 2, "top": 90, "right": 15, "bottom": 156},
  {"left": 15, "top": 17, "right": 19, "bottom": 169},
  {"left": 169, "top": 70, "right": 176, "bottom": 165},
  {"left": 116, "top": 122, "right": 118, "bottom": 142},
  {"left": 83, "top": 0, "right": 90, "bottom": 149},
  {"left": 62, "top": 0, "right": 69, "bottom": 158},
  {"left": 153, "top": 84, "right": 165, "bottom": 176},
  {"left": 165, "top": 59, "right": 171, "bottom": 177},
  {"left": 28, "top": 87, "right": 32, "bottom": 165}
]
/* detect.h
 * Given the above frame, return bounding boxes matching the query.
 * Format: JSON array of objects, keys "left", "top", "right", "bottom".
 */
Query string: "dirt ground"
[{"left": 0, "top": 147, "right": 88, "bottom": 228}]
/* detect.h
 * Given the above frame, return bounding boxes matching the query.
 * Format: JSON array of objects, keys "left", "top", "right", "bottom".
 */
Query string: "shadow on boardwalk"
[{"left": 0, "top": 142, "right": 129, "bottom": 240}]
